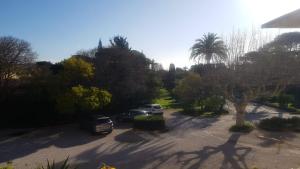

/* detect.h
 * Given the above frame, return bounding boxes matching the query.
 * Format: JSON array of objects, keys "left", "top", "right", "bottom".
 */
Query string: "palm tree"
[{"left": 190, "top": 33, "right": 227, "bottom": 64}]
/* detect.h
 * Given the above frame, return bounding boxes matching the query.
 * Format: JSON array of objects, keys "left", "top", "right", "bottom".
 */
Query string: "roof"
[{"left": 262, "top": 8, "right": 300, "bottom": 28}]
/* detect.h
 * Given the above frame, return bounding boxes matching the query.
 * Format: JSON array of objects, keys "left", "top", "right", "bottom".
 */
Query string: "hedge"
[
  {"left": 259, "top": 117, "right": 300, "bottom": 132},
  {"left": 133, "top": 115, "right": 165, "bottom": 130},
  {"left": 229, "top": 121, "right": 255, "bottom": 133}
]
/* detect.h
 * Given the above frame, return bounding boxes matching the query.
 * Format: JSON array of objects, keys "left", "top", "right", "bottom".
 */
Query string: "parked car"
[
  {"left": 116, "top": 109, "right": 150, "bottom": 122},
  {"left": 140, "top": 104, "right": 163, "bottom": 115},
  {"left": 80, "top": 115, "right": 113, "bottom": 134}
]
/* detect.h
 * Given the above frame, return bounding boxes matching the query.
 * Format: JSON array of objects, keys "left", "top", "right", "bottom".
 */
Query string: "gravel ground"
[{"left": 1, "top": 104, "right": 300, "bottom": 169}]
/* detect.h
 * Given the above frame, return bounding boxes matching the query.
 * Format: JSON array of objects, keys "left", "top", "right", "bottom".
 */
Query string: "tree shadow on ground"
[
  {"left": 113, "top": 122, "right": 133, "bottom": 129},
  {"left": 72, "top": 140, "right": 175, "bottom": 169},
  {"left": 0, "top": 124, "right": 105, "bottom": 163},
  {"left": 256, "top": 129, "right": 297, "bottom": 148},
  {"left": 166, "top": 111, "right": 220, "bottom": 136},
  {"left": 114, "top": 130, "right": 151, "bottom": 143},
  {"left": 174, "top": 134, "right": 252, "bottom": 169},
  {"left": 72, "top": 133, "right": 252, "bottom": 169},
  {"left": 245, "top": 111, "right": 270, "bottom": 122}
]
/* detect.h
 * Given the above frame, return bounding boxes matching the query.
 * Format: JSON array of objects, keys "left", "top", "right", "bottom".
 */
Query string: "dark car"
[
  {"left": 140, "top": 104, "right": 163, "bottom": 115},
  {"left": 80, "top": 115, "right": 113, "bottom": 134},
  {"left": 116, "top": 109, "right": 149, "bottom": 122}
]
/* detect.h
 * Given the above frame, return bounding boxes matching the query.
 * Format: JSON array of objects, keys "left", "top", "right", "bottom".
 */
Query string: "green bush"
[
  {"left": 202, "top": 95, "right": 225, "bottom": 112},
  {"left": 259, "top": 117, "right": 300, "bottom": 132},
  {"left": 56, "top": 85, "right": 111, "bottom": 114},
  {"left": 229, "top": 121, "right": 254, "bottom": 133},
  {"left": 277, "top": 94, "right": 294, "bottom": 109},
  {"left": 36, "top": 157, "right": 76, "bottom": 169},
  {"left": 0, "top": 162, "right": 13, "bottom": 169},
  {"left": 134, "top": 115, "right": 165, "bottom": 130},
  {"left": 288, "top": 105, "right": 300, "bottom": 114}
]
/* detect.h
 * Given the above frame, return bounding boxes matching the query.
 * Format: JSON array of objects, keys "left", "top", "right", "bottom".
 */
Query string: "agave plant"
[{"left": 37, "top": 157, "right": 76, "bottom": 169}]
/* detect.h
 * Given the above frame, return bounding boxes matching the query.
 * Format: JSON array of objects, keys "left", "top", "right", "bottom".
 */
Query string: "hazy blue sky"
[{"left": 1, "top": 0, "right": 300, "bottom": 68}]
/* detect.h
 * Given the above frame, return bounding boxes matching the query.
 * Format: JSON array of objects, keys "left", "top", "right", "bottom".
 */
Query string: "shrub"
[
  {"left": 288, "top": 105, "right": 300, "bottom": 114},
  {"left": 133, "top": 115, "right": 165, "bottom": 130},
  {"left": 36, "top": 157, "right": 75, "bottom": 169},
  {"left": 229, "top": 121, "right": 254, "bottom": 133},
  {"left": 202, "top": 95, "right": 225, "bottom": 113},
  {"left": 277, "top": 94, "right": 294, "bottom": 109},
  {"left": 259, "top": 117, "right": 300, "bottom": 132},
  {"left": 0, "top": 162, "right": 13, "bottom": 169},
  {"left": 56, "top": 85, "right": 111, "bottom": 114}
]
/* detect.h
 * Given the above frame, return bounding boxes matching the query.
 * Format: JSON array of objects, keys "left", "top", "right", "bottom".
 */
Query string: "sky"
[{"left": 1, "top": 0, "right": 300, "bottom": 69}]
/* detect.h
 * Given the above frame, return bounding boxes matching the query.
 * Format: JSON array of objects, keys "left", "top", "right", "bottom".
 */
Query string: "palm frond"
[{"left": 190, "top": 33, "right": 227, "bottom": 64}]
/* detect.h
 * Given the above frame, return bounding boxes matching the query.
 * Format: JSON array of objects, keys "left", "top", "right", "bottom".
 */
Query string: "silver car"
[
  {"left": 140, "top": 104, "right": 163, "bottom": 115},
  {"left": 80, "top": 116, "right": 113, "bottom": 134}
]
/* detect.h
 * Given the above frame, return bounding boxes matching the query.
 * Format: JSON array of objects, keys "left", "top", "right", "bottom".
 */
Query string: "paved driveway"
[{"left": 1, "top": 105, "right": 300, "bottom": 169}]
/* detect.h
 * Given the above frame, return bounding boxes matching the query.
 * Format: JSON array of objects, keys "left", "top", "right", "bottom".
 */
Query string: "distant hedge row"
[
  {"left": 259, "top": 117, "right": 300, "bottom": 132},
  {"left": 133, "top": 115, "right": 165, "bottom": 130}
]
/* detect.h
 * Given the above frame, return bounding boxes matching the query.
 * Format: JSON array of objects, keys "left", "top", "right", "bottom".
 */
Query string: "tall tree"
[
  {"left": 164, "top": 63, "right": 176, "bottom": 90},
  {"left": 203, "top": 31, "right": 300, "bottom": 127},
  {"left": 110, "top": 36, "right": 130, "bottom": 49},
  {"left": 0, "top": 36, "right": 35, "bottom": 99},
  {"left": 190, "top": 33, "right": 227, "bottom": 64},
  {"left": 95, "top": 43, "right": 157, "bottom": 111}
]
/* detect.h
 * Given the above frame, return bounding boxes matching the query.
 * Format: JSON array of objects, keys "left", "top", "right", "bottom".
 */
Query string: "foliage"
[
  {"left": 260, "top": 93, "right": 300, "bottom": 114},
  {"left": 163, "top": 63, "right": 176, "bottom": 91},
  {"left": 133, "top": 115, "right": 165, "bottom": 130},
  {"left": 277, "top": 93, "right": 295, "bottom": 109},
  {"left": 109, "top": 36, "right": 130, "bottom": 49},
  {"left": 259, "top": 117, "right": 300, "bottom": 132},
  {"left": 196, "top": 31, "right": 300, "bottom": 127},
  {"left": 60, "top": 57, "right": 94, "bottom": 86},
  {"left": 56, "top": 85, "right": 111, "bottom": 114},
  {"left": 95, "top": 40, "right": 160, "bottom": 112},
  {"left": 152, "top": 89, "right": 177, "bottom": 108},
  {"left": 100, "top": 164, "right": 116, "bottom": 169},
  {"left": 190, "top": 33, "right": 227, "bottom": 64},
  {"left": 263, "top": 32, "right": 300, "bottom": 51},
  {"left": 36, "top": 157, "right": 76, "bottom": 169},
  {"left": 229, "top": 121, "right": 254, "bottom": 133},
  {"left": 76, "top": 47, "right": 97, "bottom": 59},
  {"left": 173, "top": 73, "right": 202, "bottom": 108},
  {"left": 0, "top": 36, "right": 35, "bottom": 101},
  {"left": 288, "top": 105, "right": 300, "bottom": 114},
  {"left": 201, "top": 95, "right": 225, "bottom": 112},
  {"left": 0, "top": 162, "right": 13, "bottom": 169}
]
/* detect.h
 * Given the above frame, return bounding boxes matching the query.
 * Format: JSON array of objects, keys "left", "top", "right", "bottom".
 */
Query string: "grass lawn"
[
  {"left": 152, "top": 89, "right": 179, "bottom": 108},
  {"left": 152, "top": 89, "right": 228, "bottom": 118}
]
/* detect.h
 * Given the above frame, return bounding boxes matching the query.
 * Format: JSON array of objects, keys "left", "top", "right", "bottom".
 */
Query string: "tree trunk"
[{"left": 234, "top": 102, "right": 247, "bottom": 126}]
